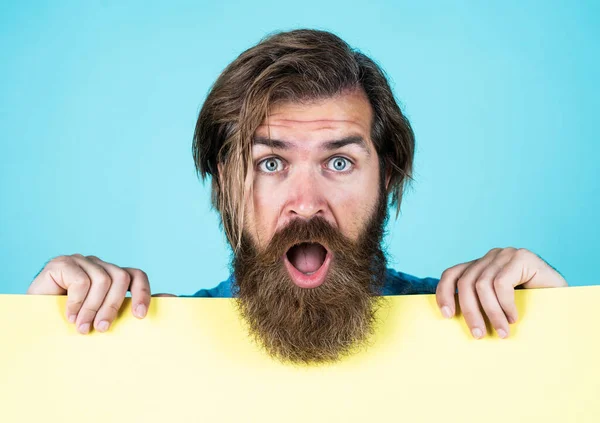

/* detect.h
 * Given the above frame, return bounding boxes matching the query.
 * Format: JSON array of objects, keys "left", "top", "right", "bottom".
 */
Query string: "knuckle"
[
  {"left": 492, "top": 275, "right": 508, "bottom": 289},
  {"left": 67, "top": 298, "right": 85, "bottom": 308},
  {"left": 80, "top": 305, "right": 100, "bottom": 316},
  {"left": 51, "top": 255, "right": 72, "bottom": 266},
  {"left": 441, "top": 268, "right": 457, "bottom": 280},
  {"left": 115, "top": 269, "right": 132, "bottom": 285},
  {"left": 477, "top": 267, "right": 500, "bottom": 285},
  {"left": 497, "top": 247, "right": 516, "bottom": 258},
  {"left": 104, "top": 302, "right": 121, "bottom": 315},
  {"left": 474, "top": 279, "right": 489, "bottom": 292},
  {"left": 132, "top": 268, "right": 148, "bottom": 280},
  {"left": 489, "top": 313, "right": 506, "bottom": 325},
  {"left": 93, "top": 275, "right": 111, "bottom": 289},
  {"left": 138, "top": 286, "right": 151, "bottom": 296},
  {"left": 461, "top": 308, "right": 480, "bottom": 321},
  {"left": 72, "top": 272, "right": 91, "bottom": 287},
  {"left": 456, "top": 278, "right": 470, "bottom": 291},
  {"left": 106, "top": 268, "right": 131, "bottom": 288},
  {"left": 516, "top": 248, "right": 532, "bottom": 259},
  {"left": 86, "top": 255, "right": 99, "bottom": 261},
  {"left": 134, "top": 283, "right": 152, "bottom": 298}
]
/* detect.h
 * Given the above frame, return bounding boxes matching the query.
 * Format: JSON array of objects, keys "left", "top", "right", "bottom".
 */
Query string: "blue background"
[{"left": 1, "top": 1, "right": 598, "bottom": 295}]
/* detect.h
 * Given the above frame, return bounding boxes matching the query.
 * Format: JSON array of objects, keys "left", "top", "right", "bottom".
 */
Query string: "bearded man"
[{"left": 27, "top": 29, "right": 568, "bottom": 364}]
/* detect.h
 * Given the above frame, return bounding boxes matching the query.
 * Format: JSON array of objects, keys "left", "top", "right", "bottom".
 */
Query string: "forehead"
[{"left": 254, "top": 89, "right": 373, "bottom": 142}]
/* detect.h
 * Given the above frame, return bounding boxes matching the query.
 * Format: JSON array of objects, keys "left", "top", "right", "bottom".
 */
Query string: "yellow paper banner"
[{"left": 1, "top": 286, "right": 598, "bottom": 422}]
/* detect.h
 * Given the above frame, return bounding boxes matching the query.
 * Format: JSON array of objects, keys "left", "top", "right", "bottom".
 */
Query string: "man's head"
[{"left": 193, "top": 29, "right": 415, "bottom": 364}]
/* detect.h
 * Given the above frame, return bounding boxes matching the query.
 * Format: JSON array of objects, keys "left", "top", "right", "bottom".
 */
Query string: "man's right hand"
[{"left": 27, "top": 254, "right": 152, "bottom": 334}]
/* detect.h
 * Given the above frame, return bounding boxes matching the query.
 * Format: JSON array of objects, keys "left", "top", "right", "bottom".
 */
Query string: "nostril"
[{"left": 289, "top": 206, "right": 325, "bottom": 220}]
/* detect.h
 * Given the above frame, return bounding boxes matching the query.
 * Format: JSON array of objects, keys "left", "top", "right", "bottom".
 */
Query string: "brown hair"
[{"left": 193, "top": 28, "right": 415, "bottom": 249}]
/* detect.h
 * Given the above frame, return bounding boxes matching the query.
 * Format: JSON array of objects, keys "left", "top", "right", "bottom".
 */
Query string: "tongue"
[{"left": 287, "top": 243, "right": 327, "bottom": 274}]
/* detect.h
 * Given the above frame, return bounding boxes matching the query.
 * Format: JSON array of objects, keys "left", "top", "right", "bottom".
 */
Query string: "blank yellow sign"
[{"left": 1, "top": 286, "right": 598, "bottom": 422}]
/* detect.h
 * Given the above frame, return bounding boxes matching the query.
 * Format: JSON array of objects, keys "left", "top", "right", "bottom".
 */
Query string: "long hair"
[{"left": 193, "top": 29, "right": 415, "bottom": 250}]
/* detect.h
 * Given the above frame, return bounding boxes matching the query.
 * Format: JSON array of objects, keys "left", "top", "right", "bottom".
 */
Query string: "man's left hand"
[{"left": 435, "top": 247, "right": 568, "bottom": 339}]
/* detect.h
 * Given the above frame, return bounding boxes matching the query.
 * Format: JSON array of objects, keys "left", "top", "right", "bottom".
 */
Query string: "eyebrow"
[{"left": 253, "top": 135, "right": 371, "bottom": 156}]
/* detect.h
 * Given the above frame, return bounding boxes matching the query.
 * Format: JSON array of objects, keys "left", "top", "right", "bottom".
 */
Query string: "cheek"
[
  {"left": 247, "top": 177, "right": 284, "bottom": 246},
  {"left": 330, "top": 177, "right": 380, "bottom": 240}
]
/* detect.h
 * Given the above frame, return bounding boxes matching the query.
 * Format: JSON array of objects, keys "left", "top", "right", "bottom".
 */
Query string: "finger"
[
  {"left": 475, "top": 263, "right": 511, "bottom": 338},
  {"left": 493, "top": 257, "right": 525, "bottom": 324},
  {"left": 42, "top": 256, "right": 92, "bottom": 321},
  {"left": 70, "top": 254, "right": 112, "bottom": 334},
  {"left": 436, "top": 261, "right": 473, "bottom": 318},
  {"left": 123, "top": 267, "right": 151, "bottom": 319},
  {"left": 473, "top": 249, "right": 517, "bottom": 336},
  {"left": 458, "top": 281, "right": 486, "bottom": 339},
  {"left": 456, "top": 252, "right": 501, "bottom": 339},
  {"left": 87, "top": 256, "right": 132, "bottom": 333}
]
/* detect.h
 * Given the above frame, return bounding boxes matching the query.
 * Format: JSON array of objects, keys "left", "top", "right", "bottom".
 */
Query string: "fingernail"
[
  {"left": 441, "top": 306, "right": 452, "bottom": 319},
  {"left": 135, "top": 304, "right": 147, "bottom": 318},
  {"left": 68, "top": 314, "right": 76, "bottom": 324},
  {"left": 497, "top": 328, "right": 507, "bottom": 339},
  {"left": 509, "top": 315, "right": 518, "bottom": 324},
  {"left": 78, "top": 323, "right": 90, "bottom": 334},
  {"left": 97, "top": 320, "right": 110, "bottom": 332},
  {"left": 472, "top": 328, "right": 483, "bottom": 339}
]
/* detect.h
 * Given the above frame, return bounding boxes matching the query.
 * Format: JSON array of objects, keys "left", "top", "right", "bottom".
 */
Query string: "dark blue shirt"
[{"left": 180, "top": 268, "right": 440, "bottom": 298}]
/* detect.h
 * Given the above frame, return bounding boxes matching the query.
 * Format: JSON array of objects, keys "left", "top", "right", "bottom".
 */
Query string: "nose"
[{"left": 283, "top": 167, "right": 327, "bottom": 220}]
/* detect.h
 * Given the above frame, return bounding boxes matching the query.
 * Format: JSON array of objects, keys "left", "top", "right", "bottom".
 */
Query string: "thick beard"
[{"left": 232, "top": 190, "right": 389, "bottom": 365}]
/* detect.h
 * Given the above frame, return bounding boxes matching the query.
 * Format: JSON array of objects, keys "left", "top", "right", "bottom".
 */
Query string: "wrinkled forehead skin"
[{"left": 253, "top": 89, "right": 376, "bottom": 156}]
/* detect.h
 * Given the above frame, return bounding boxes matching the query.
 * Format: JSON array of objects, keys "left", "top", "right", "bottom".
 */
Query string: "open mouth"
[{"left": 283, "top": 242, "right": 332, "bottom": 289}]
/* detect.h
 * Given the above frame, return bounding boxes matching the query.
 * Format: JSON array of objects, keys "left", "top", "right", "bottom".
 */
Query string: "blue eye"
[
  {"left": 327, "top": 157, "right": 352, "bottom": 172},
  {"left": 258, "top": 157, "right": 284, "bottom": 173}
]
